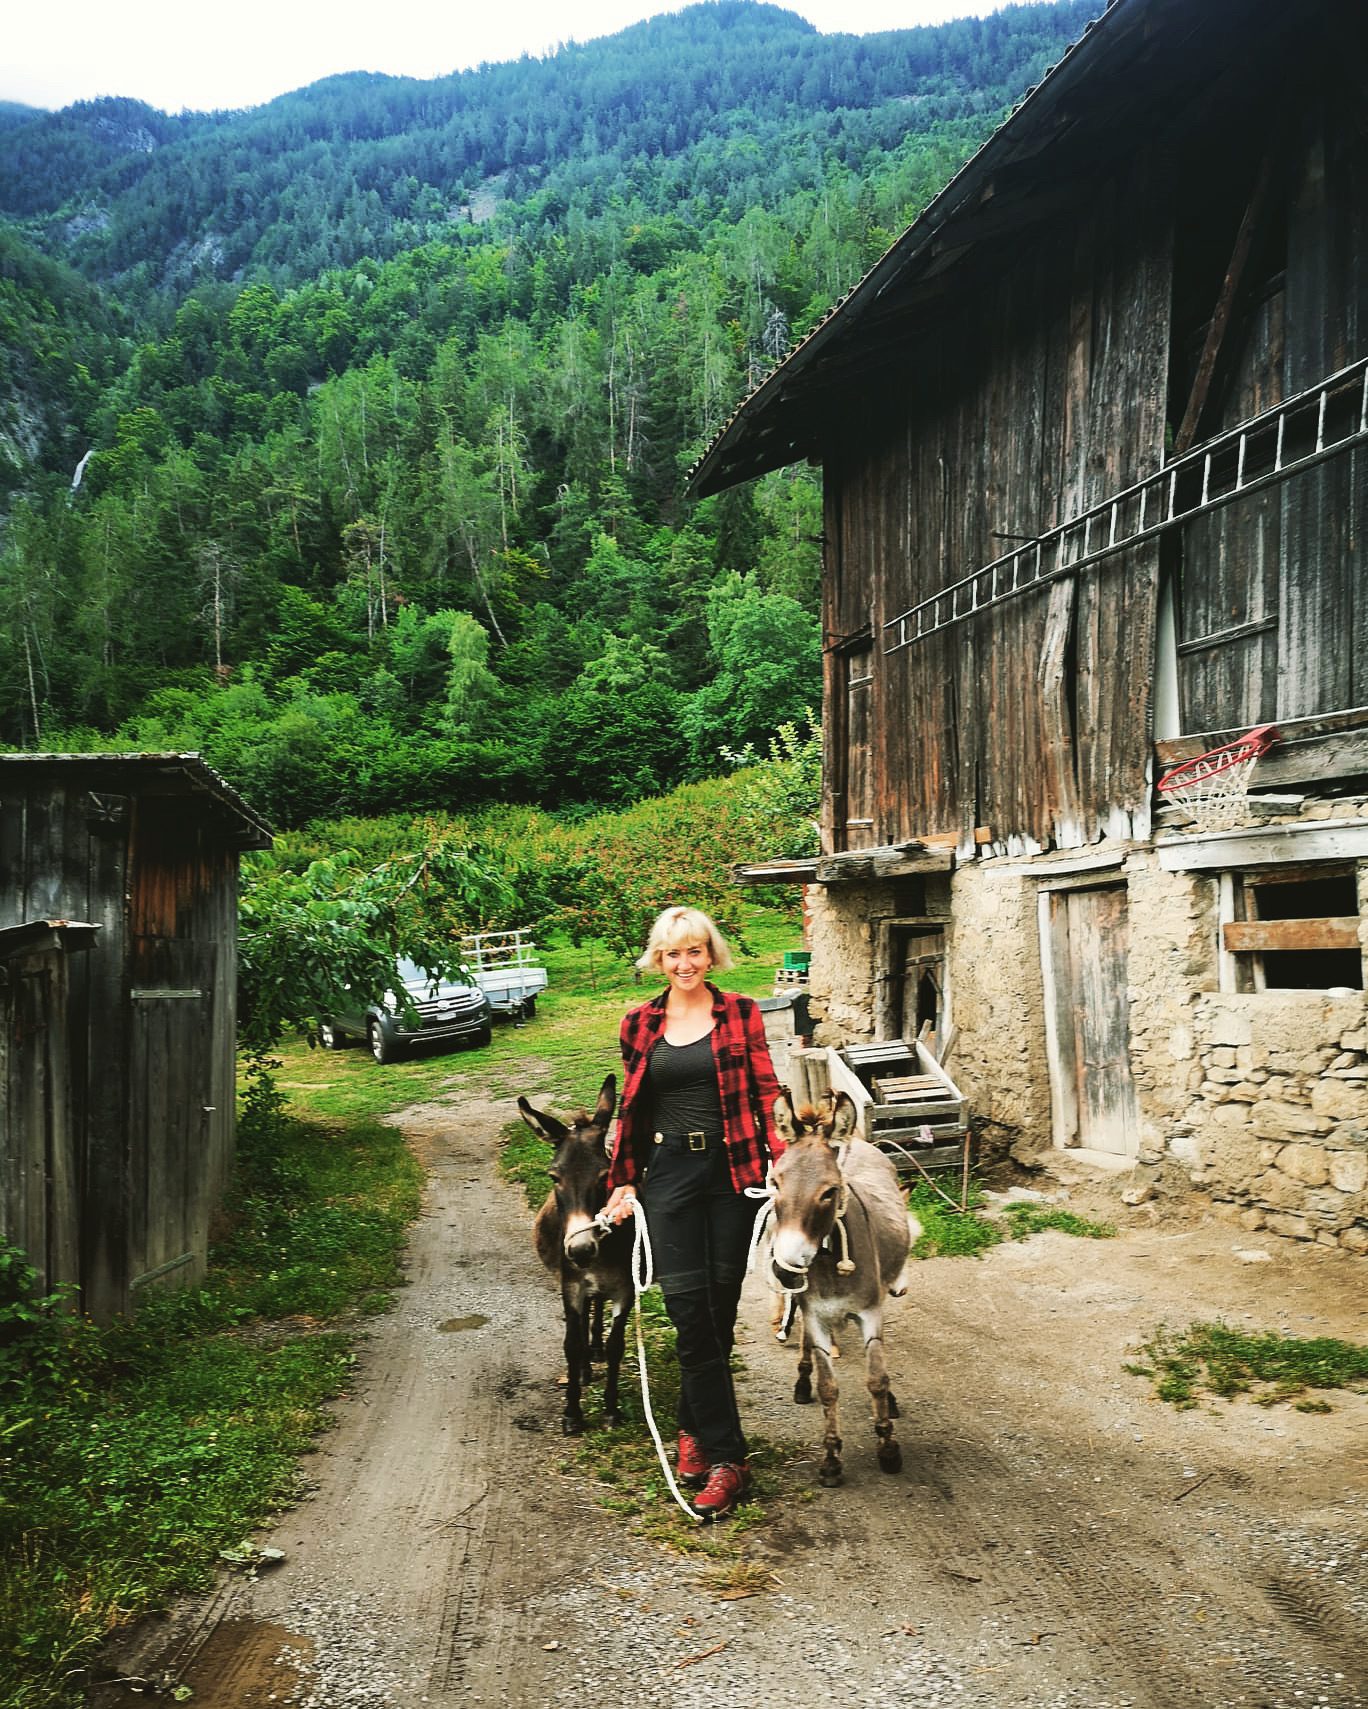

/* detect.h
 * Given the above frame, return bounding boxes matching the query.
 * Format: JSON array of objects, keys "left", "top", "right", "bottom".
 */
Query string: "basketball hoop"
[{"left": 1156, "top": 724, "right": 1279, "bottom": 830}]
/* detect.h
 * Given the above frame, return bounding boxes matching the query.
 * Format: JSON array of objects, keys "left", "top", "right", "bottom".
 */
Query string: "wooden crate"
[{"left": 827, "top": 1039, "right": 971, "bottom": 1201}]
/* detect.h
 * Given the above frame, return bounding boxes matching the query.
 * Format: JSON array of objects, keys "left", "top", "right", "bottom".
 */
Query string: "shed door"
[
  {"left": 128, "top": 941, "right": 215, "bottom": 1295},
  {"left": 1041, "top": 885, "right": 1140, "bottom": 1157}
]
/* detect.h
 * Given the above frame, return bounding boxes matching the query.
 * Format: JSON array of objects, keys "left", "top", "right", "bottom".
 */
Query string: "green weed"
[
  {"left": 1133, "top": 1321, "right": 1368, "bottom": 1409},
  {"left": 907, "top": 1179, "right": 1004, "bottom": 1259},
  {"left": 1001, "top": 1203, "right": 1117, "bottom": 1241}
]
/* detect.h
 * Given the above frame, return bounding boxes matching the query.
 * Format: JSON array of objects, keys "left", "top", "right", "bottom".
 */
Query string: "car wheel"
[
  {"left": 470, "top": 1023, "right": 492, "bottom": 1049},
  {"left": 369, "top": 1019, "right": 398, "bottom": 1064},
  {"left": 319, "top": 1021, "right": 346, "bottom": 1050}
]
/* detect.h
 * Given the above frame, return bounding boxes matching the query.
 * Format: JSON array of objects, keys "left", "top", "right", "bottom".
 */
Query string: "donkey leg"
[
  {"left": 600, "top": 1299, "right": 630, "bottom": 1429},
  {"left": 808, "top": 1326, "right": 844, "bottom": 1486},
  {"left": 589, "top": 1295, "right": 606, "bottom": 1365},
  {"left": 561, "top": 1293, "right": 589, "bottom": 1435},
  {"left": 857, "top": 1306, "right": 901, "bottom": 1473},
  {"left": 793, "top": 1309, "right": 815, "bottom": 1404}
]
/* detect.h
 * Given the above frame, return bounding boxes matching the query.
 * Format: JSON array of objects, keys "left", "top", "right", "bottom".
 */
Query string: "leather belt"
[{"left": 652, "top": 1129, "right": 716, "bottom": 1151}]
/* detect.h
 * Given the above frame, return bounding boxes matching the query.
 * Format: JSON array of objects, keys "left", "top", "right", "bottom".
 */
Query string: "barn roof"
[
  {"left": 687, "top": 0, "right": 1303, "bottom": 497},
  {"left": 0, "top": 752, "right": 274, "bottom": 849}
]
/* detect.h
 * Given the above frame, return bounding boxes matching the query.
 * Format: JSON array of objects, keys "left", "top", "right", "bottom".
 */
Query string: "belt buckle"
[{"left": 687, "top": 1130, "right": 707, "bottom": 1151}]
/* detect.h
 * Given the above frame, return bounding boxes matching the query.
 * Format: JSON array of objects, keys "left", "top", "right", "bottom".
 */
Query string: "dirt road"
[{"left": 97, "top": 1071, "right": 1368, "bottom": 1709}]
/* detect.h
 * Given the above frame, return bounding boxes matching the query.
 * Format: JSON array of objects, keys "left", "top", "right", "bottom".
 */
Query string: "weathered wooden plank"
[
  {"left": 1223, "top": 916, "right": 1360, "bottom": 953},
  {"left": 1157, "top": 819, "right": 1368, "bottom": 870}
]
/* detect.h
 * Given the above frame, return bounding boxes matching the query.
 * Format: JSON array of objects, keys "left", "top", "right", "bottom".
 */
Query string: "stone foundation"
[{"left": 805, "top": 807, "right": 1368, "bottom": 1253}]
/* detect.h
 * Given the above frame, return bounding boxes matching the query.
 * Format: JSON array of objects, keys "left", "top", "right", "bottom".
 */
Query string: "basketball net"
[{"left": 1155, "top": 724, "right": 1279, "bottom": 831}]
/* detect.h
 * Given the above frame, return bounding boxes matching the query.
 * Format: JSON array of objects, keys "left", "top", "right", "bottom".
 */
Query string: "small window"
[{"left": 1220, "top": 864, "right": 1363, "bottom": 992}]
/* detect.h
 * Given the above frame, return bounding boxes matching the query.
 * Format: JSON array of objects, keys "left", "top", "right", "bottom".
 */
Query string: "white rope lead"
[{"left": 597, "top": 1201, "right": 701, "bottom": 1521}]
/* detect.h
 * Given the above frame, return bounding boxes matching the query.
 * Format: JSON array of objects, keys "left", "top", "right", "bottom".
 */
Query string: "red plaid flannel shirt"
[{"left": 608, "top": 983, "right": 786, "bottom": 1194}]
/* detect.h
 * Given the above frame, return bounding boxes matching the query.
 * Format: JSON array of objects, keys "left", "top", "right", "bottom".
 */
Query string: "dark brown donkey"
[
  {"left": 768, "top": 1090, "right": 919, "bottom": 1486},
  {"left": 519, "top": 1074, "right": 633, "bottom": 1436}
]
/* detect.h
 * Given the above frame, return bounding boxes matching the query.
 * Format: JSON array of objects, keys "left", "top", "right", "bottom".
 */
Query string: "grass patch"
[
  {"left": 0, "top": 1067, "right": 421, "bottom": 1709},
  {"left": 1131, "top": 1320, "right": 1368, "bottom": 1409},
  {"left": 907, "top": 1179, "right": 1004, "bottom": 1259},
  {"left": 1001, "top": 1202, "right": 1116, "bottom": 1241},
  {"left": 906, "top": 1182, "right": 1118, "bottom": 1259}
]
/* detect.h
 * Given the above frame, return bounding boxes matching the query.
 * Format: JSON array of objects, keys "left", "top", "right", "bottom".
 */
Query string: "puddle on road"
[
  {"left": 438, "top": 1313, "right": 490, "bottom": 1332},
  {"left": 101, "top": 1620, "right": 312, "bottom": 1707}
]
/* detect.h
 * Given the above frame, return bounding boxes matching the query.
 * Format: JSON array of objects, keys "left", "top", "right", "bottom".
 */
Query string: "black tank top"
[{"left": 647, "top": 1032, "right": 723, "bottom": 1134}]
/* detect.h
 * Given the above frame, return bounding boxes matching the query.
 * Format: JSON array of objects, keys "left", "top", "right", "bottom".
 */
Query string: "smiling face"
[{"left": 662, "top": 939, "right": 713, "bottom": 995}]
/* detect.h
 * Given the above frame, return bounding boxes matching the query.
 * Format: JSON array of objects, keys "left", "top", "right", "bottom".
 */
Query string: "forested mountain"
[{"left": 0, "top": 0, "right": 1099, "bottom": 825}]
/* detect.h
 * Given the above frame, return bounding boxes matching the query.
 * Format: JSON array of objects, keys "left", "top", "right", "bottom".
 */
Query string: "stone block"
[
  {"left": 1329, "top": 1150, "right": 1368, "bottom": 1194},
  {"left": 1227, "top": 1083, "right": 1262, "bottom": 1102},
  {"left": 1278, "top": 1143, "right": 1330, "bottom": 1187},
  {"left": 1310, "top": 1080, "right": 1368, "bottom": 1121},
  {"left": 1249, "top": 1102, "right": 1334, "bottom": 1141},
  {"left": 1168, "top": 1131, "right": 1206, "bottom": 1168},
  {"left": 1209, "top": 1046, "right": 1237, "bottom": 1069},
  {"left": 1341, "top": 1030, "right": 1368, "bottom": 1052},
  {"left": 1235, "top": 1044, "right": 1271, "bottom": 1073},
  {"left": 1264, "top": 1211, "right": 1314, "bottom": 1240},
  {"left": 1338, "top": 1224, "right": 1368, "bottom": 1254},
  {"left": 1252, "top": 1169, "right": 1309, "bottom": 1211},
  {"left": 1238, "top": 1207, "right": 1267, "bottom": 1231}
]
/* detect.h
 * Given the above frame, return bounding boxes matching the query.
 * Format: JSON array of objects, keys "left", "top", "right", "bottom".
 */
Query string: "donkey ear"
[
  {"left": 594, "top": 1073, "right": 617, "bottom": 1126},
  {"left": 828, "top": 1091, "right": 859, "bottom": 1143},
  {"left": 518, "top": 1096, "right": 568, "bottom": 1145},
  {"left": 771, "top": 1089, "right": 799, "bottom": 1142}
]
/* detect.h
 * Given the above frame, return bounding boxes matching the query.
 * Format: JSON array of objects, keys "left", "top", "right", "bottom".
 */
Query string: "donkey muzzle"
[{"left": 564, "top": 1227, "right": 601, "bottom": 1267}]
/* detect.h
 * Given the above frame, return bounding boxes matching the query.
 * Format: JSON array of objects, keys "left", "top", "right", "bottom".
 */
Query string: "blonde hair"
[{"left": 637, "top": 905, "right": 735, "bottom": 975}]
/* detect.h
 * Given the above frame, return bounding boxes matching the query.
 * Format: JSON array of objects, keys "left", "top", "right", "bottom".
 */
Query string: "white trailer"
[{"left": 460, "top": 928, "right": 549, "bottom": 1019}]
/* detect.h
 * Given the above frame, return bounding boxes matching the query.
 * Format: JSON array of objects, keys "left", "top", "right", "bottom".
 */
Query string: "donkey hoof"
[
  {"left": 878, "top": 1441, "right": 903, "bottom": 1474},
  {"left": 562, "top": 1416, "right": 585, "bottom": 1437},
  {"left": 603, "top": 1408, "right": 623, "bottom": 1430},
  {"left": 793, "top": 1379, "right": 814, "bottom": 1405},
  {"left": 818, "top": 1463, "right": 845, "bottom": 1487}
]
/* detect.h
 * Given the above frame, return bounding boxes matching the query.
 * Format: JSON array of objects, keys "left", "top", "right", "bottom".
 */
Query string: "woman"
[{"left": 603, "top": 905, "right": 786, "bottom": 1521}]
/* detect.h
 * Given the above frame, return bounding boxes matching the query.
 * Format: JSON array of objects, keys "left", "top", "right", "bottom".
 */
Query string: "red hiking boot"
[
  {"left": 689, "top": 1460, "right": 750, "bottom": 1522},
  {"left": 676, "top": 1430, "right": 709, "bottom": 1488}
]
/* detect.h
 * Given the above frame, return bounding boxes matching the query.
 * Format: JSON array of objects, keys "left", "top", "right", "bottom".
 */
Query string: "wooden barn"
[
  {"left": 694, "top": 0, "right": 1368, "bottom": 1250},
  {"left": 1, "top": 753, "right": 272, "bottom": 1318}
]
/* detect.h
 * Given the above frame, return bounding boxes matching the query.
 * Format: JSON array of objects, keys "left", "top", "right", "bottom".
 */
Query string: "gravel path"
[{"left": 93, "top": 1072, "right": 1368, "bottom": 1709}]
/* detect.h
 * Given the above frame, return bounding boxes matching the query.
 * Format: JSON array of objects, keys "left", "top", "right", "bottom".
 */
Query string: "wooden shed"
[
  {"left": 0, "top": 754, "right": 272, "bottom": 1319},
  {"left": 693, "top": 0, "right": 1368, "bottom": 1249}
]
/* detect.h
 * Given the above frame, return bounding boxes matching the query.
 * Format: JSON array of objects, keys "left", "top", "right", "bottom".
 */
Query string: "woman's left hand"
[{"left": 602, "top": 1184, "right": 639, "bottom": 1226}]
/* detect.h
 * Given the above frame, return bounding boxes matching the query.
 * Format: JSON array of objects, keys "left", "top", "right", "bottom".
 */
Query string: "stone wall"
[
  {"left": 806, "top": 878, "right": 882, "bottom": 1044},
  {"left": 1166, "top": 989, "right": 1368, "bottom": 1251},
  {"left": 941, "top": 861, "right": 1051, "bottom": 1143},
  {"left": 804, "top": 836, "right": 1368, "bottom": 1253}
]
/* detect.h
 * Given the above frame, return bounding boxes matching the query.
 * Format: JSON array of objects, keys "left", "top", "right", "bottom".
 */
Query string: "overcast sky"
[{"left": 3, "top": 0, "right": 1012, "bottom": 114}]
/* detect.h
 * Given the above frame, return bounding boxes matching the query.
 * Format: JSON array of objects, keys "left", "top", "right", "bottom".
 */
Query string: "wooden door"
[
  {"left": 843, "top": 643, "right": 875, "bottom": 849},
  {"left": 1040, "top": 884, "right": 1140, "bottom": 1157},
  {"left": 127, "top": 940, "right": 215, "bottom": 1296}
]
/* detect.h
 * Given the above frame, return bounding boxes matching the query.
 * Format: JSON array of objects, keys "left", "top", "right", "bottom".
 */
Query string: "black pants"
[{"left": 639, "top": 1136, "right": 755, "bottom": 1465}]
